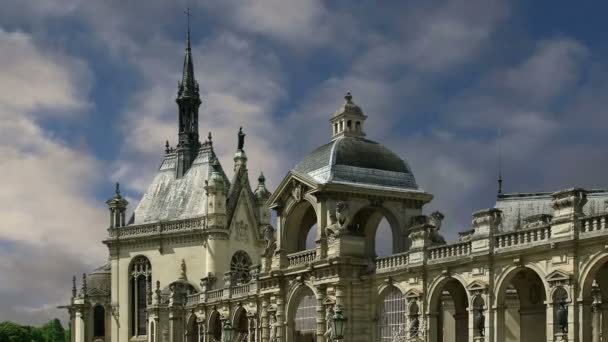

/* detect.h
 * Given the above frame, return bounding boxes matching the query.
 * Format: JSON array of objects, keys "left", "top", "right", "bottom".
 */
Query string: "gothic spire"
[{"left": 175, "top": 8, "right": 202, "bottom": 178}]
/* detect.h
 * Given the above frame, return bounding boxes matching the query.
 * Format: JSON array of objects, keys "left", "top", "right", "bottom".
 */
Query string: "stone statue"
[
  {"left": 556, "top": 297, "right": 568, "bottom": 333},
  {"left": 409, "top": 314, "right": 420, "bottom": 337},
  {"left": 292, "top": 181, "right": 303, "bottom": 202},
  {"left": 474, "top": 307, "right": 485, "bottom": 336},
  {"left": 428, "top": 211, "right": 444, "bottom": 231},
  {"left": 179, "top": 259, "right": 187, "bottom": 280},
  {"left": 326, "top": 201, "right": 351, "bottom": 238},
  {"left": 323, "top": 306, "right": 334, "bottom": 340},
  {"left": 262, "top": 225, "right": 277, "bottom": 257},
  {"left": 269, "top": 312, "right": 277, "bottom": 342},
  {"left": 238, "top": 127, "right": 245, "bottom": 150}
]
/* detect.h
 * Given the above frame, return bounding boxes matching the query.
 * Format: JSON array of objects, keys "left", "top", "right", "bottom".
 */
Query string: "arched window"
[
  {"left": 334, "top": 123, "right": 338, "bottom": 134},
  {"left": 93, "top": 305, "right": 105, "bottom": 337},
  {"left": 347, "top": 120, "right": 352, "bottom": 131},
  {"left": 230, "top": 251, "right": 252, "bottom": 284},
  {"left": 379, "top": 286, "right": 406, "bottom": 341},
  {"left": 294, "top": 289, "right": 316, "bottom": 339},
  {"left": 130, "top": 256, "right": 151, "bottom": 336},
  {"left": 208, "top": 311, "right": 222, "bottom": 342},
  {"left": 355, "top": 121, "right": 361, "bottom": 131}
]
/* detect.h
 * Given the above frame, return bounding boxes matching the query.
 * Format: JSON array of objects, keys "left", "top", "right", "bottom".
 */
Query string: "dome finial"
[
  {"left": 258, "top": 172, "right": 266, "bottom": 184},
  {"left": 345, "top": 91, "right": 353, "bottom": 102},
  {"left": 115, "top": 182, "right": 121, "bottom": 197},
  {"left": 237, "top": 127, "right": 245, "bottom": 150}
]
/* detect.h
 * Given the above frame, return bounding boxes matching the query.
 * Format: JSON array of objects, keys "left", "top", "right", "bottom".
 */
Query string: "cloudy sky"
[{"left": 2, "top": 0, "right": 608, "bottom": 325}]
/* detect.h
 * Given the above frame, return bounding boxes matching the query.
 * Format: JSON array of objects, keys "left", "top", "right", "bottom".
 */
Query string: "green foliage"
[{"left": 0, "top": 319, "right": 67, "bottom": 342}]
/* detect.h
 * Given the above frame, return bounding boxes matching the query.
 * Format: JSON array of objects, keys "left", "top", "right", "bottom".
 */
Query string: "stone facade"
[{"left": 62, "top": 29, "right": 608, "bottom": 342}]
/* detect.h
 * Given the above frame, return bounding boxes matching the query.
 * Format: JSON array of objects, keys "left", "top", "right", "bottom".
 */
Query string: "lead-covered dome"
[
  {"left": 86, "top": 263, "right": 111, "bottom": 296},
  {"left": 293, "top": 92, "right": 418, "bottom": 191}
]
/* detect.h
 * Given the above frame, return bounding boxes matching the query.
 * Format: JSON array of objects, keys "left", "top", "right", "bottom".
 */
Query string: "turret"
[
  {"left": 330, "top": 92, "right": 367, "bottom": 140},
  {"left": 106, "top": 182, "right": 128, "bottom": 228},
  {"left": 205, "top": 159, "right": 227, "bottom": 229},
  {"left": 255, "top": 172, "right": 271, "bottom": 225}
]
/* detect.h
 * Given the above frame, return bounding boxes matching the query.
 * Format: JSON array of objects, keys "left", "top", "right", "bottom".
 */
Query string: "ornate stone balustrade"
[
  {"left": 375, "top": 252, "right": 409, "bottom": 272},
  {"left": 207, "top": 289, "right": 224, "bottom": 300},
  {"left": 186, "top": 293, "right": 200, "bottom": 306},
  {"left": 581, "top": 213, "right": 608, "bottom": 235},
  {"left": 494, "top": 225, "right": 550, "bottom": 251},
  {"left": 427, "top": 241, "right": 471, "bottom": 261},
  {"left": 230, "top": 283, "right": 251, "bottom": 297},
  {"left": 107, "top": 217, "right": 206, "bottom": 238},
  {"left": 287, "top": 249, "right": 317, "bottom": 267}
]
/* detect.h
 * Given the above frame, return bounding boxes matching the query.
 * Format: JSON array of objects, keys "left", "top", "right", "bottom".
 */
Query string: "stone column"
[
  {"left": 74, "top": 308, "right": 86, "bottom": 342},
  {"left": 261, "top": 297, "right": 270, "bottom": 342},
  {"left": 276, "top": 297, "right": 286, "bottom": 342},
  {"left": 315, "top": 290, "right": 326, "bottom": 342}
]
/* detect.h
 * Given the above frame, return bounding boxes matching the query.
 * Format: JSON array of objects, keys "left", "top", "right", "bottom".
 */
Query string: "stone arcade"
[{"left": 63, "top": 28, "right": 608, "bottom": 342}]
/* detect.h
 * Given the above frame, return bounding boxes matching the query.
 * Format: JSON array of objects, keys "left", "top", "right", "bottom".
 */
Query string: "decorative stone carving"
[
  {"left": 522, "top": 214, "right": 552, "bottom": 229},
  {"left": 234, "top": 220, "right": 249, "bottom": 242},
  {"left": 323, "top": 305, "right": 334, "bottom": 340},
  {"left": 428, "top": 211, "right": 444, "bottom": 231},
  {"left": 179, "top": 259, "right": 187, "bottom": 280},
  {"left": 292, "top": 181, "right": 303, "bottom": 202},
  {"left": 474, "top": 307, "right": 485, "bottom": 336},
  {"left": 556, "top": 297, "right": 568, "bottom": 333},
  {"left": 200, "top": 273, "right": 216, "bottom": 292},
  {"left": 326, "top": 201, "right": 352, "bottom": 238},
  {"left": 262, "top": 225, "right": 276, "bottom": 257}
]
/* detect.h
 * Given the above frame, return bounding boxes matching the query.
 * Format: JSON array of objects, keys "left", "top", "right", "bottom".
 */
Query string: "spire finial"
[
  {"left": 165, "top": 140, "right": 170, "bottom": 154},
  {"left": 237, "top": 127, "right": 245, "bottom": 150},
  {"left": 81, "top": 273, "right": 87, "bottom": 297},
  {"left": 72, "top": 275, "right": 77, "bottom": 298},
  {"left": 115, "top": 182, "right": 121, "bottom": 197},
  {"left": 258, "top": 172, "right": 266, "bottom": 184},
  {"left": 497, "top": 128, "right": 503, "bottom": 195},
  {"left": 184, "top": 8, "right": 192, "bottom": 50},
  {"left": 345, "top": 91, "right": 353, "bottom": 102}
]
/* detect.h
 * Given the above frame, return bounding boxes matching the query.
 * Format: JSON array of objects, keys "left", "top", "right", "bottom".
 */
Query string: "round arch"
[
  {"left": 185, "top": 313, "right": 199, "bottom": 342},
  {"left": 578, "top": 252, "right": 608, "bottom": 299},
  {"left": 493, "top": 266, "right": 549, "bottom": 342},
  {"left": 377, "top": 284, "right": 407, "bottom": 341},
  {"left": 426, "top": 275, "right": 470, "bottom": 342},
  {"left": 207, "top": 310, "right": 222, "bottom": 342},
  {"left": 286, "top": 284, "right": 319, "bottom": 342},
  {"left": 232, "top": 306, "right": 249, "bottom": 335},
  {"left": 350, "top": 205, "right": 402, "bottom": 257},
  {"left": 283, "top": 198, "right": 319, "bottom": 253}
]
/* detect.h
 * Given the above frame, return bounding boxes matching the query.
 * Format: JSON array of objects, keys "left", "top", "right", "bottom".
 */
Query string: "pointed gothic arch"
[{"left": 129, "top": 255, "right": 151, "bottom": 337}]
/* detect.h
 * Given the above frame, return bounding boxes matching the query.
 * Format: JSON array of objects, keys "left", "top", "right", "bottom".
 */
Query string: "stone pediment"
[
  {"left": 404, "top": 288, "right": 422, "bottom": 300},
  {"left": 466, "top": 280, "right": 488, "bottom": 294},
  {"left": 266, "top": 171, "right": 317, "bottom": 208},
  {"left": 322, "top": 296, "right": 336, "bottom": 306},
  {"left": 546, "top": 270, "right": 571, "bottom": 286}
]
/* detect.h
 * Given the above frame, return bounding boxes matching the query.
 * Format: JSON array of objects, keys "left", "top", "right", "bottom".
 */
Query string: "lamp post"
[
  {"left": 222, "top": 319, "right": 234, "bottom": 342},
  {"left": 332, "top": 304, "right": 347, "bottom": 341}
]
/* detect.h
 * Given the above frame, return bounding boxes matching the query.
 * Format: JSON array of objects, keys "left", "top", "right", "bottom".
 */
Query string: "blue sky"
[{"left": 2, "top": 0, "right": 608, "bottom": 325}]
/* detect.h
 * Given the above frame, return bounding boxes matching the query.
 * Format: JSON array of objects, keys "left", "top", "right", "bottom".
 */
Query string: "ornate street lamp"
[
  {"left": 332, "top": 304, "right": 347, "bottom": 340},
  {"left": 222, "top": 319, "right": 234, "bottom": 342}
]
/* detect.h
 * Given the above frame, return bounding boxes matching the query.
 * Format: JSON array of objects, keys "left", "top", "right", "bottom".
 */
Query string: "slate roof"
[
  {"left": 294, "top": 136, "right": 418, "bottom": 190},
  {"left": 87, "top": 262, "right": 111, "bottom": 296},
  {"left": 132, "top": 144, "right": 229, "bottom": 224}
]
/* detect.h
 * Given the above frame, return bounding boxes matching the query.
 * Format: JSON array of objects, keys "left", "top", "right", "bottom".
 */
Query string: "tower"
[
  {"left": 175, "top": 20, "right": 202, "bottom": 178},
  {"left": 330, "top": 91, "right": 368, "bottom": 140}
]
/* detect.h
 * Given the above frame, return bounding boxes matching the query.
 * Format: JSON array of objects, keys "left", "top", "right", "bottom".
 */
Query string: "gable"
[{"left": 229, "top": 188, "right": 261, "bottom": 243}]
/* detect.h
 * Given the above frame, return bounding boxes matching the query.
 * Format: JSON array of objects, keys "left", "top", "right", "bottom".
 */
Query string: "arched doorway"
[
  {"left": 93, "top": 305, "right": 105, "bottom": 338},
  {"left": 208, "top": 311, "right": 222, "bottom": 342},
  {"left": 580, "top": 256, "right": 608, "bottom": 341},
  {"left": 288, "top": 287, "right": 317, "bottom": 342},
  {"left": 284, "top": 201, "right": 318, "bottom": 253},
  {"left": 378, "top": 286, "right": 406, "bottom": 341},
  {"left": 429, "top": 277, "right": 469, "bottom": 342},
  {"left": 233, "top": 307, "right": 249, "bottom": 342},
  {"left": 495, "top": 267, "right": 547, "bottom": 342},
  {"left": 186, "top": 314, "right": 199, "bottom": 342}
]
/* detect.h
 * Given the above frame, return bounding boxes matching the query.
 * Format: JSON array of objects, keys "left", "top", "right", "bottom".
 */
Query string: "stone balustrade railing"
[
  {"left": 375, "top": 252, "right": 409, "bottom": 271},
  {"left": 186, "top": 293, "right": 200, "bottom": 306},
  {"left": 494, "top": 225, "right": 550, "bottom": 250},
  {"left": 427, "top": 241, "right": 471, "bottom": 261},
  {"left": 207, "top": 289, "right": 224, "bottom": 300},
  {"left": 287, "top": 249, "right": 317, "bottom": 267},
  {"left": 230, "top": 283, "right": 251, "bottom": 297},
  {"left": 581, "top": 213, "right": 608, "bottom": 234},
  {"left": 107, "top": 217, "right": 206, "bottom": 238}
]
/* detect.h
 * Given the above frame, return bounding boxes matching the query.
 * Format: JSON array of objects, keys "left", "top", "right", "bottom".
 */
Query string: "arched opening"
[
  {"left": 351, "top": 207, "right": 400, "bottom": 258},
  {"left": 355, "top": 121, "right": 361, "bottom": 132},
  {"left": 580, "top": 257, "right": 608, "bottom": 341},
  {"left": 150, "top": 321, "right": 155, "bottom": 342},
  {"left": 230, "top": 251, "right": 252, "bottom": 284},
  {"left": 93, "top": 305, "right": 105, "bottom": 337},
  {"left": 378, "top": 286, "right": 406, "bottom": 341},
  {"left": 289, "top": 287, "right": 317, "bottom": 341},
  {"left": 284, "top": 201, "right": 318, "bottom": 253},
  {"left": 233, "top": 307, "right": 249, "bottom": 341},
  {"left": 333, "top": 123, "right": 338, "bottom": 135},
  {"left": 495, "top": 267, "right": 547, "bottom": 342},
  {"left": 208, "top": 311, "right": 222, "bottom": 342},
  {"left": 129, "top": 256, "right": 151, "bottom": 337},
  {"left": 347, "top": 120, "right": 352, "bottom": 131},
  {"left": 186, "top": 315, "right": 199, "bottom": 342},
  {"left": 429, "top": 278, "right": 469, "bottom": 342}
]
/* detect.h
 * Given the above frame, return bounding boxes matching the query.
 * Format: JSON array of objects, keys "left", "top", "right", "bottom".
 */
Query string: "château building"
[{"left": 62, "top": 27, "right": 608, "bottom": 342}]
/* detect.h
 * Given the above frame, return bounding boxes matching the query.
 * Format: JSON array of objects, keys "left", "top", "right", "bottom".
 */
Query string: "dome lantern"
[{"left": 330, "top": 92, "right": 368, "bottom": 140}]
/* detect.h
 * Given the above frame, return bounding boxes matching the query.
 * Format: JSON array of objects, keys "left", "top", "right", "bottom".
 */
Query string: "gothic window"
[
  {"left": 379, "top": 286, "right": 406, "bottom": 341},
  {"left": 230, "top": 251, "right": 252, "bottom": 284},
  {"left": 130, "top": 256, "right": 151, "bottom": 336},
  {"left": 93, "top": 305, "right": 105, "bottom": 337},
  {"left": 294, "top": 289, "right": 316, "bottom": 337}
]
